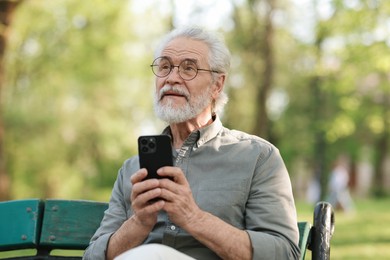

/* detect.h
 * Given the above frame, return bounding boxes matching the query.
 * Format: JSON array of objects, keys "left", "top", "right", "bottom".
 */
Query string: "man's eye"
[
  {"left": 182, "top": 64, "right": 196, "bottom": 72},
  {"left": 159, "top": 64, "right": 171, "bottom": 70}
]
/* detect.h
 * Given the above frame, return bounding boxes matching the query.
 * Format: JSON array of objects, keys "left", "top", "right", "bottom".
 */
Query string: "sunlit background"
[{"left": 0, "top": 0, "right": 389, "bottom": 259}]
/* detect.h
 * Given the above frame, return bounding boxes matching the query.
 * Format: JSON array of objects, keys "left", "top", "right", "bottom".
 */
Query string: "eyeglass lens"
[{"left": 151, "top": 57, "right": 198, "bottom": 80}]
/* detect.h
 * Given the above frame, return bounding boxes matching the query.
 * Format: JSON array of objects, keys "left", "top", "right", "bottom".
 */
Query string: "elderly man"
[{"left": 83, "top": 27, "right": 300, "bottom": 260}]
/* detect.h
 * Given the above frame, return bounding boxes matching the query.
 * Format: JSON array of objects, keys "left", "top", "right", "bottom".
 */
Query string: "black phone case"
[{"left": 138, "top": 135, "right": 173, "bottom": 180}]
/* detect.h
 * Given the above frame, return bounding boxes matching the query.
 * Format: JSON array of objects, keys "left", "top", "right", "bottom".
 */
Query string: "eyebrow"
[{"left": 160, "top": 56, "right": 199, "bottom": 65}]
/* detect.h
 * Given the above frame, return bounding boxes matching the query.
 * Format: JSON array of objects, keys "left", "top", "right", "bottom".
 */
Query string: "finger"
[
  {"left": 137, "top": 200, "right": 165, "bottom": 217},
  {"left": 158, "top": 178, "right": 182, "bottom": 195},
  {"left": 130, "top": 168, "right": 148, "bottom": 184},
  {"left": 133, "top": 200, "right": 165, "bottom": 226},
  {"left": 157, "top": 166, "right": 187, "bottom": 184},
  {"left": 133, "top": 187, "right": 163, "bottom": 206},
  {"left": 158, "top": 186, "right": 177, "bottom": 202},
  {"left": 131, "top": 178, "right": 160, "bottom": 201}
]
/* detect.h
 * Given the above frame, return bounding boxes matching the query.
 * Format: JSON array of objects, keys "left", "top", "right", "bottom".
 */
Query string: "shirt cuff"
[{"left": 83, "top": 232, "right": 113, "bottom": 260}]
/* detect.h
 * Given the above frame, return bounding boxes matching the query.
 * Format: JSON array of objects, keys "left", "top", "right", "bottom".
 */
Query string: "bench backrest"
[
  {"left": 39, "top": 199, "right": 108, "bottom": 250},
  {"left": 0, "top": 199, "right": 43, "bottom": 251},
  {"left": 0, "top": 199, "right": 107, "bottom": 259}
]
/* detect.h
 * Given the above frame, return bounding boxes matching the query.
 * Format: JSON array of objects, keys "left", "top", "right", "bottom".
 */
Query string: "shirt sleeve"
[
  {"left": 83, "top": 158, "right": 136, "bottom": 260},
  {"left": 245, "top": 145, "right": 301, "bottom": 260}
]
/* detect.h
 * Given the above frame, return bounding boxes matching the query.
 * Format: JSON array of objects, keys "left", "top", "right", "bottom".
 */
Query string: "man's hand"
[
  {"left": 155, "top": 167, "right": 252, "bottom": 260},
  {"left": 107, "top": 168, "right": 167, "bottom": 260},
  {"left": 130, "top": 168, "right": 165, "bottom": 229},
  {"left": 156, "top": 166, "right": 203, "bottom": 228}
]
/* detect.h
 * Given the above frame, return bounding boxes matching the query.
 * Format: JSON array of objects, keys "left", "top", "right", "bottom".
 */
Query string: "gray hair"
[{"left": 154, "top": 27, "right": 231, "bottom": 114}]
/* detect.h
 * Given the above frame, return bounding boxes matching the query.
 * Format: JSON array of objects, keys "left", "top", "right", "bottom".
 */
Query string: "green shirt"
[{"left": 84, "top": 116, "right": 300, "bottom": 260}]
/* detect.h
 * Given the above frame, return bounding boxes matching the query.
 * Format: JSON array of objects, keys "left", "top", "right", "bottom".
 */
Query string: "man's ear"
[{"left": 212, "top": 74, "right": 226, "bottom": 99}]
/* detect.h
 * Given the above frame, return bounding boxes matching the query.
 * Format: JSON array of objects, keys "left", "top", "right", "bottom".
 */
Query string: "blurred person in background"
[{"left": 327, "top": 155, "right": 355, "bottom": 212}]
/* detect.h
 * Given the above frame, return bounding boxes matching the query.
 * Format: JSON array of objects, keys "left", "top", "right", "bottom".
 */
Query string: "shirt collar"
[{"left": 161, "top": 114, "right": 223, "bottom": 148}]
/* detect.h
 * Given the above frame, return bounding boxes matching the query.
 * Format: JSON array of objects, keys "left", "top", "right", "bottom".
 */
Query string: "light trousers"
[{"left": 114, "top": 244, "right": 196, "bottom": 260}]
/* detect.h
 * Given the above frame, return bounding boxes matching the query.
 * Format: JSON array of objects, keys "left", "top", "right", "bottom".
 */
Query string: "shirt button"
[{"left": 170, "top": 225, "right": 176, "bottom": 231}]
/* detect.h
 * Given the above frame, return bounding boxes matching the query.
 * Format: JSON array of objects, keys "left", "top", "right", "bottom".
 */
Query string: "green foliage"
[
  {"left": 224, "top": 0, "right": 390, "bottom": 196},
  {"left": 3, "top": 0, "right": 170, "bottom": 200},
  {"left": 3, "top": 0, "right": 390, "bottom": 200}
]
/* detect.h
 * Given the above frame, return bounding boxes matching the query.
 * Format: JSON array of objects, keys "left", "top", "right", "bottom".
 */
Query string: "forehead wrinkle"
[
  {"left": 161, "top": 38, "right": 209, "bottom": 65},
  {"left": 162, "top": 49, "right": 202, "bottom": 63}
]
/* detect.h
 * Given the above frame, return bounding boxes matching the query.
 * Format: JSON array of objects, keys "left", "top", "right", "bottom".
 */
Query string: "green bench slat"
[
  {"left": 0, "top": 199, "right": 43, "bottom": 251},
  {"left": 298, "top": 221, "right": 311, "bottom": 260},
  {"left": 39, "top": 200, "right": 108, "bottom": 250}
]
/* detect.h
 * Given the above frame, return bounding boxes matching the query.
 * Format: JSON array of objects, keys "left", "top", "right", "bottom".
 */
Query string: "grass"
[
  {"left": 0, "top": 249, "right": 84, "bottom": 258},
  {"left": 296, "top": 197, "right": 390, "bottom": 260}
]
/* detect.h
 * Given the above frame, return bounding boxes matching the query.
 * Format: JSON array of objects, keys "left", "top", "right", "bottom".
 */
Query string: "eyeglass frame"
[{"left": 150, "top": 56, "right": 220, "bottom": 81}]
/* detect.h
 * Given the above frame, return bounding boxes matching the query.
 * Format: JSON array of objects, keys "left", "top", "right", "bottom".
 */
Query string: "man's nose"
[{"left": 166, "top": 66, "right": 182, "bottom": 83}]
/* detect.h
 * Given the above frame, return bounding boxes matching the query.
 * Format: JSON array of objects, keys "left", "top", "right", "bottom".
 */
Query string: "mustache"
[{"left": 158, "top": 85, "right": 190, "bottom": 101}]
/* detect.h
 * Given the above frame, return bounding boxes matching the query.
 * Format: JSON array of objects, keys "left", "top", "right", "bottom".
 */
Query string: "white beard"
[{"left": 154, "top": 85, "right": 213, "bottom": 124}]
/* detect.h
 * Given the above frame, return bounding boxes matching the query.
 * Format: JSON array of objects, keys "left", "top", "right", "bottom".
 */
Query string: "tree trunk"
[
  {"left": 373, "top": 91, "right": 390, "bottom": 196},
  {"left": 311, "top": 75, "right": 328, "bottom": 200},
  {"left": 0, "top": 0, "right": 21, "bottom": 200},
  {"left": 252, "top": 0, "right": 275, "bottom": 140},
  {"left": 311, "top": 14, "right": 330, "bottom": 200}
]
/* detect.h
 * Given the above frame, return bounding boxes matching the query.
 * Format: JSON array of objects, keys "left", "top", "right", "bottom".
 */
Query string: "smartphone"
[{"left": 138, "top": 135, "right": 173, "bottom": 180}]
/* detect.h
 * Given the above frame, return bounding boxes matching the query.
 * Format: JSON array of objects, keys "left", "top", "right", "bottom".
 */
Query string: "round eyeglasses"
[{"left": 150, "top": 56, "right": 219, "bottom": 81}]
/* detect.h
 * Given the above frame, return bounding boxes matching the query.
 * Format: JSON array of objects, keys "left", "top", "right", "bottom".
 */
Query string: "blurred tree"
[
  {"left": 317, "top": 0, "right": 390, "bottom": 197},
  {"left": 226, "top": 0, "right": 277, "bottom": 141},
  {"left": 3, "top": 0, "right": 390, "bottom": 201},
  {"left": 2, "top": 0, "right": 172, "bottom": 200},
  {"left": 279, "top": 0, "right": 390, "bottom": 198},
  {"left": 0, "top": 0, "right": 22, "bottom": 201},
  {"left": 225, "top": 0, "right": 390, "bottom": 198}
]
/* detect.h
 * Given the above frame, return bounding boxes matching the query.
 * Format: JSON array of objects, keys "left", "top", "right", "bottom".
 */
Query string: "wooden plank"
[
  {"left": 298, "top": 221, "right": 311, "bottom": 260},
  {"left": 39, "top": 199, "right": 108, "bottom": 250},
  {"left": 0, "top": 199, "right": 42, "bottom": 250}
]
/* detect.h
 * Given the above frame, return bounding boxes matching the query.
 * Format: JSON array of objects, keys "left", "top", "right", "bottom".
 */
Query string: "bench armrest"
[{"left": 308, "top": 201, "right": 335, "bottom": 260}]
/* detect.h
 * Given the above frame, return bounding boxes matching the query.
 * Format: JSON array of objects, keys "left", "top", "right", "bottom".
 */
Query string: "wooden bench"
[{"left": 0, "top": 199, "right": 334, "bottom": 260}]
